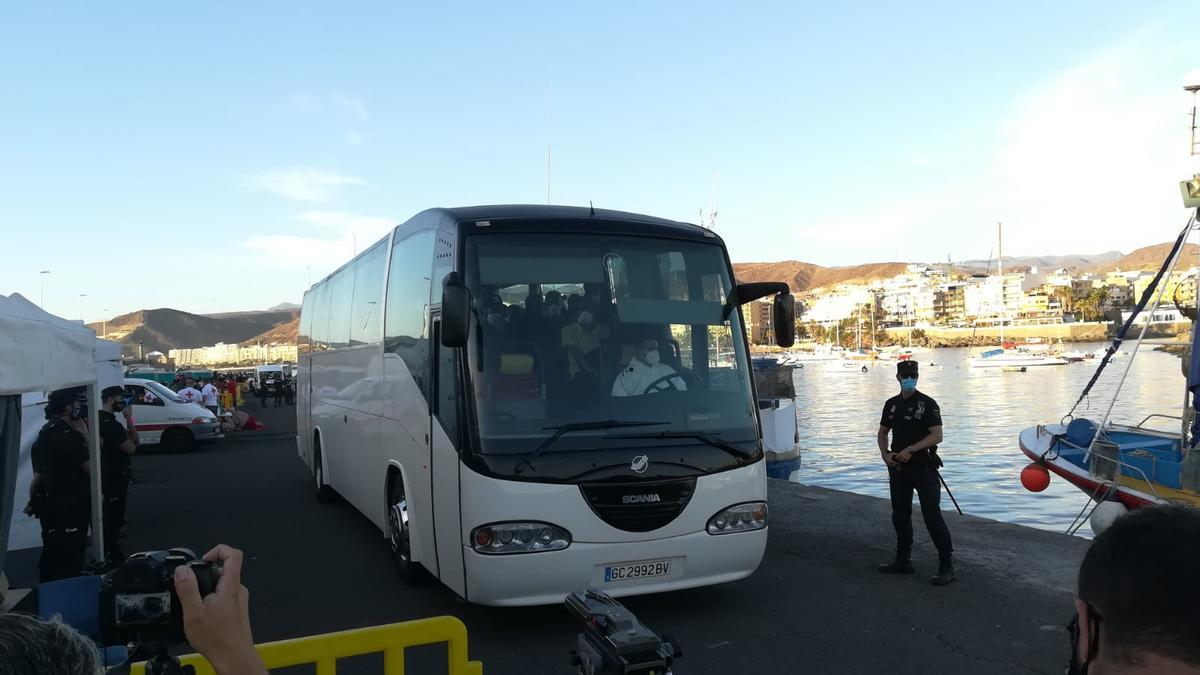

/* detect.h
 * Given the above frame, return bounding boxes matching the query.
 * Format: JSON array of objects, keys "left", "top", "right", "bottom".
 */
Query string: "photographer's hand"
[{"left": 174, "top": 545, "right": 268, "bottom": 675}]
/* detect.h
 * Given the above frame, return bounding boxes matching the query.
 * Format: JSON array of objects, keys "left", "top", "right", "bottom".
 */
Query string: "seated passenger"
[
  {"left": 561, "top": 303, "right": 611, "bottom": 404},
  {"left": 612, "top": 339, "right": 687, "bottom": 397}
]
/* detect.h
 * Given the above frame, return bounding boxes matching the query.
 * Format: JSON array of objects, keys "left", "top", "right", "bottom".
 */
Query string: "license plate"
[{"left": 604, "top": 559, "right": 672, "bottom": 583}]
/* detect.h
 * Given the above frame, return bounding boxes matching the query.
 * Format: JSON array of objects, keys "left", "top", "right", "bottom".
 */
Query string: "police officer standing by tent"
[
  {"left": 99, "top": 385, "right": 138, "bottom": 564},
  {"left": 26, "top": 388, "right": 92, "bottom": 582},
  {"left": 877, "top": 360, "right": 956, "bottom": 585}
]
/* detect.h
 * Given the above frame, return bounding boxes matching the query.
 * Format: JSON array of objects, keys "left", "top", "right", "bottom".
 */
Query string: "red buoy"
[{"left": 1021, "top": 463, "right": 1051, "bottom": 492}]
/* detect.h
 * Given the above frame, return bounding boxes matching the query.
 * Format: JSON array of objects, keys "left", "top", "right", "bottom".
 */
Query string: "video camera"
[
  {"left": 100, "top": 549, "right": 221, "bottom": 675},
  {"left": 566, "top": 590, "right": 682, "bottom": 675}
]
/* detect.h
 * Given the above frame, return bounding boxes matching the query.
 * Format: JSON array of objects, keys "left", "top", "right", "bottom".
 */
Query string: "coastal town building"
[{"left": 169, "top": 342, "right": 298, "bottom": 367}]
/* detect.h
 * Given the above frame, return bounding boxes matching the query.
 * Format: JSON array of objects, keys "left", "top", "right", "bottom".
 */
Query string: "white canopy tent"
[{"left": 1, "top": 292, "right": 120, "bottom": 585}]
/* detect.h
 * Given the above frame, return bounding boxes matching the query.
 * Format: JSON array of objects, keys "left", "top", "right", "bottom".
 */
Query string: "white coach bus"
[{"left": 297, "top": 205, "right": 794, "bottom": 606}]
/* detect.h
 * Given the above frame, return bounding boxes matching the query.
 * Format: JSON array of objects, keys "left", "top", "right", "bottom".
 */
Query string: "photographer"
[
  {"left": 0, "top": 545, "right": 267, "bottom": 675},
  {"left": 173, "top": 545, "right": 268, "bottom": 675},
  {"left": 99, "top": 386, "right": 138, "bottom": 565},
  {"left": 27, "top": 388, "right": 92, "bottom": 582}
]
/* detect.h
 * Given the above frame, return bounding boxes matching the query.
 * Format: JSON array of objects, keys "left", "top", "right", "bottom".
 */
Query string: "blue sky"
[{"left": 1, "top": 2, "right": 1197, "bottom": 322}]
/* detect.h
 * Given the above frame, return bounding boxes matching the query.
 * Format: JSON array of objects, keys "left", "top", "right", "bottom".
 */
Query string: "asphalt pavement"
[{"left": 6, "top": 401, "right": 1091, "bottom": 674}]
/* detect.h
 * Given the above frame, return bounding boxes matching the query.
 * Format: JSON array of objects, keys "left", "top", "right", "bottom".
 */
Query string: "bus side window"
[{"left": 433, "top": 321, "right": 460, "bottom": 449}]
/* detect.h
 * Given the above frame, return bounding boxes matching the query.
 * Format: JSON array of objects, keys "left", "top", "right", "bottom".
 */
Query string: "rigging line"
[
  {"left": 1085, "top": 215, "right": 1195, "bottom": 460},
  {"left": 1068, "top": 213, "right": 1196, "bottom": 417}
]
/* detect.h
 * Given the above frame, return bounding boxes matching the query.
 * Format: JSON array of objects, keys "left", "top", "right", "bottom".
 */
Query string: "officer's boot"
[
  {"left": 877, "top": 553, "right": 914, "bottom": 574},
  {"left": 931, "top": 555, "right": 956, "bottom": 586}
]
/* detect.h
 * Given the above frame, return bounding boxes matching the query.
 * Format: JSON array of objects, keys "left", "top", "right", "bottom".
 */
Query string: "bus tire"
[
  {"left": 162, "top": 427, "right": 194, "bottom": 453},
  {"left": 313, "top": 443, "right": 337, "bottom": 503},
  {"left": 387, "top": 476, "right": 427, "bottom": 585}
]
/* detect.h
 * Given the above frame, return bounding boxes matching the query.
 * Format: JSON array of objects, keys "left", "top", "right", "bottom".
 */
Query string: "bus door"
[{"left": 430, "top": 315, "right": 467, "bottom": 596}]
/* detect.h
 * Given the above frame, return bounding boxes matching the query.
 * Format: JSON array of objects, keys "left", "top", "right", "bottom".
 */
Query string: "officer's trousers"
[
  {"left": 103, "top": 475, "right": 130, "bottom": 563},
  {"left": 40, "top": 512, "right": 89, "bottom": 582},
  {"left": 888, "top": 463, "right": 953, "bottom": 560}
]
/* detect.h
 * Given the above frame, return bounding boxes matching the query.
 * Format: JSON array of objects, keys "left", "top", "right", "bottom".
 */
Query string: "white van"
[{"left": 122, "top": 377, "right": 223, "bottom": 452}]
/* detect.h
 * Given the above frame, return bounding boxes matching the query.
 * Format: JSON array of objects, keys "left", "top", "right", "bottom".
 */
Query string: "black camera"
[
  {"left": 566, "top": 590, "right": 682, "bottom": 675},
  {"left": 99, "top": 548, "right": 220, "bottom": 647}
]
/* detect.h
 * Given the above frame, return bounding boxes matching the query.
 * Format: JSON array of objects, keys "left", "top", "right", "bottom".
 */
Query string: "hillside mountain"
[
  {"left": 90, "top": 308, "right": 298, "bottom": 354},
  {"left": 240, "top": 317, "right": 300, "bottom": 347},
  {"left": 268, "top": 302, "right": 301, "bottom": 311},
  {"left": 1089, "top": 242, "right": 1200, "bottom": 273},
  {"left": 732, "top": 261, "right": 909, "bottom": 293},
  {"left": 957, "top": 251, "right": 1123, "bottom": 272}
]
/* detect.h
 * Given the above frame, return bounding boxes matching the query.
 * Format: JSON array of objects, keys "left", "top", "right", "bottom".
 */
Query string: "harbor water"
[{"left": 787, "top": 343, "right": 1189, "bottom": 536}]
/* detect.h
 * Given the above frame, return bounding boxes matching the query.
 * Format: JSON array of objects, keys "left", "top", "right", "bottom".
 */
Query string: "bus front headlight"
[
  {"left": 707, "top": 502, "right": 768, "bottom": 535},
  {"left": 471, "top": 522, "right": 571, "bottom": 554}
]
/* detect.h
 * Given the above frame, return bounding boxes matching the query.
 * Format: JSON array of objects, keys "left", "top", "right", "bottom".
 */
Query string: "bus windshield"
[{"left": 463, "top": 231, "right": 760, "bottom": 481}]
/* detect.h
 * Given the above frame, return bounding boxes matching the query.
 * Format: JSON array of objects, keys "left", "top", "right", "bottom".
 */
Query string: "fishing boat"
[
  {"left": 1017, "top": 208, "right": 1200, "bottom": 532},
  {"left": 752, "top": 357, "right": 802, "bottom": 478}
]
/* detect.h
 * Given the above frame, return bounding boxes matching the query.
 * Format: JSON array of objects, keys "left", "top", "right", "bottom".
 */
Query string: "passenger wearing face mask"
[
  {"left": 99, "top": 385, "right": 139, "bottom": 564},
  {"left": 560, "top": 302, "right": 611, "bottom": 404},
  {"left": 27, "top": 388, "right": 92, "bottom": 582},
  {"left": 876, "top": 360, "right": 955, "bottom": 585},
  {"left": 612, "top": 339, "right": 687, "bottom": 397}
]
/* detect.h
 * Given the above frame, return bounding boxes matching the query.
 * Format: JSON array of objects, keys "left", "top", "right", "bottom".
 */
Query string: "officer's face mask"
[
  {"left": 644, "top": 350, "right": 661, "bottom": 366},
  {"left": 899, "top": 376, "right": 918, "bottom": 393},
  {"left": 69, "top": 403, "right": 84, "bottom": 419}
]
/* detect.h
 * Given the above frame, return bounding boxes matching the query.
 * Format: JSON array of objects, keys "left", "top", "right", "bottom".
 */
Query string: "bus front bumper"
[{"left": 461, "top": 526, "right": 767, "bottom": 607}]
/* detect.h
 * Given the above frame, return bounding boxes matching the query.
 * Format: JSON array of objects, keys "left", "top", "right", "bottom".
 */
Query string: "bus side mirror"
[
  {"left": 442, "top": 272, "right": 470, "bottom": 348},
  {"left": 773, "top": 293, "right": 796, "bottom": 348}
]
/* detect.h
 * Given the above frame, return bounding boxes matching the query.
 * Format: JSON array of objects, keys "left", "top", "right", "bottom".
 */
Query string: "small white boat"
[
  {"left": 969, "top": 348, "right": 1068, "bottom": 368},
  {"left": 1061, "top": 350, "right": 1089, "bottom": 363},
  {"left": 824, "top": 360, "right": 871, "bottom": 373}
]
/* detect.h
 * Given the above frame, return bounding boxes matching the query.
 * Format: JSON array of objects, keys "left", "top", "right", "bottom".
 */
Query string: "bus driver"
[{"left": 612, "top": 339, "right": 687, "bottom": 397}]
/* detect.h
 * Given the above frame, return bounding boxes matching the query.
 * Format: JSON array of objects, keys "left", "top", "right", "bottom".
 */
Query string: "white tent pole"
[{"left": 87, "top": 383, "right": 104, "bottom": 564}]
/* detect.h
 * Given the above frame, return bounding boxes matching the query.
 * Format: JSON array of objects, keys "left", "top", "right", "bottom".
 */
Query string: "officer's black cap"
[
  {"left": 896, "top": 360, "right": 919, "bottom": 377},
  {"left": 48, "top": 389, "right": 80, "bottom": 406},
  {"left": 101, "top": 385, "right": 126, "bottom": 400}
]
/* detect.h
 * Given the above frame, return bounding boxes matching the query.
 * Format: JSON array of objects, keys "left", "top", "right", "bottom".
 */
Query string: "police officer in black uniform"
[
  {"left": 99, "top": 385, "right": 138, "bottom": 564},
  {"left": 877, "top": 360, "right": 956, "bottom": 585},
  {"left": 27, "top": 388, "right": 92, "bottom": 582}
]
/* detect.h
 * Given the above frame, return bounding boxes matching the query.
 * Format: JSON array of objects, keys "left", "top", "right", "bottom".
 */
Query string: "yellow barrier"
[{"left": 131, "top": 616, "right": 482, "bottom": 675}]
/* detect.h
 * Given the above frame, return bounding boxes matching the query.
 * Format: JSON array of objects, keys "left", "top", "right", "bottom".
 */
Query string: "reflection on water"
[{"left": 789, "top": 344, "right": 1186, "bottom": 537}]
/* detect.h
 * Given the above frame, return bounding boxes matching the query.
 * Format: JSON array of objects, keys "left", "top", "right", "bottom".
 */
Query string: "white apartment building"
[
  {"left": 962, "top": 274, "right": 1023, "bottom": 319},
  {"left": 169, "top": 342, "right": 298, "bottom": 366},
  {"left": 802, "top": 285, "right": 874, "bottom": 325}
]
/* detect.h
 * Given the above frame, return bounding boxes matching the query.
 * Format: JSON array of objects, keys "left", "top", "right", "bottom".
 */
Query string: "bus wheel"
[
  {"left": 162, "top": 428, "right": 194, "bottom": 453},
  {"left": 313, "top": 444, "right": 336, "bottom": 503},
  {"left": 388, "top": 478, "right": 426, "bottom": 585}
]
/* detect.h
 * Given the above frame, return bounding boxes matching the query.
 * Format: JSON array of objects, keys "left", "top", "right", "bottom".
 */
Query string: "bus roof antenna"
[{"left": 589, "top": 201, "right": 595, "bottom": 217}]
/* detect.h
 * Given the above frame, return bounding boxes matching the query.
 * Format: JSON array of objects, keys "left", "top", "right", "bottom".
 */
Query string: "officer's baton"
[{"left": 937, "top": 470, "right": 964, "bottom": 516}]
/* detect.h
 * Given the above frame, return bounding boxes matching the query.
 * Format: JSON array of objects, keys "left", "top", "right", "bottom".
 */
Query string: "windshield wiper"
[
  {"left": 606, "top": 430, "right": 755, "bottom": 462},
  {"left": 513, "top": 420, "right": 668, "bottom": 474}
]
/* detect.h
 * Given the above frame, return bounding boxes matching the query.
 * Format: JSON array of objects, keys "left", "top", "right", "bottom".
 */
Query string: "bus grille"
[{"left": 579, "top": 478, "right": 697, "bottom": 533}]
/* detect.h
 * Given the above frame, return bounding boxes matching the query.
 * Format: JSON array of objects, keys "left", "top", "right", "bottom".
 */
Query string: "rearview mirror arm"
[{"left": 723, "top": 282, "right": 792, "bottom": 319}]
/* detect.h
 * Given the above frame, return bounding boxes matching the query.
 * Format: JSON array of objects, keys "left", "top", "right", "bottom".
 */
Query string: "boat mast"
[
  {"left": 856, "top": 305, "right": 862, "bottom": 351},
  {"left": 998, "top": 221, "right": 1005, "bottom": 347}
]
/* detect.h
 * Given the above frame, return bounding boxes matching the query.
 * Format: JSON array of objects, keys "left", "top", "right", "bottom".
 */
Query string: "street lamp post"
[
  {"left": 38, "top": 270, "right": 50, "bottom": 308},
  {"left": 78, "top": 294, "right": 88, "bottom": 321}
]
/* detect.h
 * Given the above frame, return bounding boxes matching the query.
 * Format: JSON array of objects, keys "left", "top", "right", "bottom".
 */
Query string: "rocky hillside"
[
  {"left": 89, "top": 307, "right": 298, "bottom": 354},
  {"left": 1089, "top": 242, "right": 1200, "bottom": 273},
  {"left": 239, "top": 317, "right": 299, "bottom": 347},
  {"left": 733, "top": 261, "right": 908, "bottom": 293}
]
